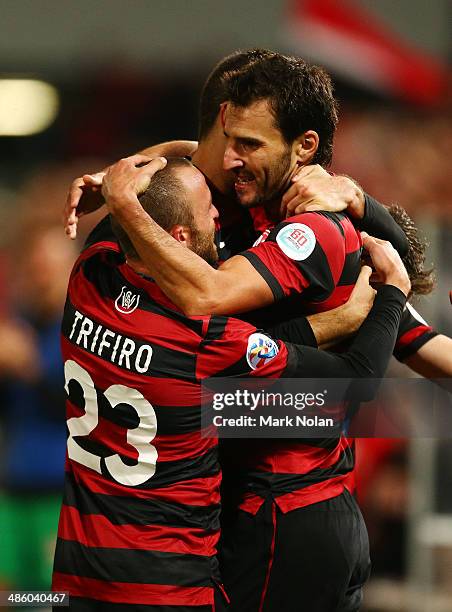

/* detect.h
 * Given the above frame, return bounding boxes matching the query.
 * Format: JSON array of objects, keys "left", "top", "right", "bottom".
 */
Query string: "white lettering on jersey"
[{"left": 69, "top": 310, "right": 153, "bottom": 374}]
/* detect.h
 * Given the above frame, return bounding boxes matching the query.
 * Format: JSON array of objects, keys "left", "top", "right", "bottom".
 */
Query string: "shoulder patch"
[
  {"left": 246, "top": 332, "right": 279, "bottom": 370},
  {"left": 276, "top": 223, "right": 316, "bottom": 261}
]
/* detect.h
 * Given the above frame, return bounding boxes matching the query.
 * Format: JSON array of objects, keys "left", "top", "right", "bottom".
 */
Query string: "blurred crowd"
[{"left": 0, "top": 68, "right": 450, "bottom": 606}]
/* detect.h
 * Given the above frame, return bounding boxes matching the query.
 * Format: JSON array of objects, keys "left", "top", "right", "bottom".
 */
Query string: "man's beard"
[
  {"left": 190, "top": 227, "right": 219, "bottom": 267},
  {"left": 264, "top": 151, "right": 292, "bottom": 204},
  {"left": 235, "top": 149, "right": 292, "bottom": 208}
]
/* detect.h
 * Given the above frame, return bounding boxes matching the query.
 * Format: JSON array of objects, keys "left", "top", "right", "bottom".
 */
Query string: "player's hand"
[
  {"left": 102, "top": 155, "right": 168, "bottom": 213},
  {"left": 280, "top": 165, "right": 365, "bottom": 219},
  {"left": 361, "top": 232, "right": 411, "bottom": 296},
  {"left": 344, "top": 265, "right": 376, "bottom": 331},
  {"left": 64, "top": 172, "right": 105, "bottom": 239}
]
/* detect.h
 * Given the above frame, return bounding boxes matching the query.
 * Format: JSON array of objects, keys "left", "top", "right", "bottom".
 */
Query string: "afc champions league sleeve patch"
[
  {"left": 275, "top": 223, "right": 316, "bottom": 261},
  {"left": 246, "top": 332, "right": 279, "bottom": 370}
]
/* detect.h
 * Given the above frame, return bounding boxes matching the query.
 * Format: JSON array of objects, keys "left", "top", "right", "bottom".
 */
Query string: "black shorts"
[{"left": 220, "top": 490, "right": 370, "bottom": 612}]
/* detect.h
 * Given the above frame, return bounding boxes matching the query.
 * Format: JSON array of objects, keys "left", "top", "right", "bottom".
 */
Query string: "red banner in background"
[{"left": 284, "top": 0, "right": 448, "bottom": 105}]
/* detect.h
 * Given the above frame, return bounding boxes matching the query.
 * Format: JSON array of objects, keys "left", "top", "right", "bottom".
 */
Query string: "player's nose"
[
  {"left": 223, "top": 146, "right": 243, "bottom": 171},
  {"left": 211, "top": 204, "right": 220, "bottom": 221}
]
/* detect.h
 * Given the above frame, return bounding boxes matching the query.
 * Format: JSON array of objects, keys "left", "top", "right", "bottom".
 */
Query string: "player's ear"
[
  {"left": 170, "top": 225, "right": 191, "bottom": 247},
  {"left": 294, "top": 130, "right": 319, "bottom": 164}
]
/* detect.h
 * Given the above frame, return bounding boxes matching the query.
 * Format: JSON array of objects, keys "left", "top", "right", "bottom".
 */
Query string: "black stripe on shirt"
[
  {"left": 202, "top": 316, "right": 229, "bottom": 344},
  {"left": 394, "top": 329, "right": 438, "bottom": 362},
  {"left": 63, "top": 472, "right": 220, "bottom": 531},
  {"left": 238, "top": 251, "right": 285, "bottom": 301},
  {"left": 338, "top": 250, "right": 362, "bottom": 286},
  {"left": 81, "top": 251, "right": 205, "bottom": 336},
  {"left": 291, "top": 241, "right": 335, "bottom": 302},
  {"left": 242, "top": 446, "right": 354, "bottom": 498},
  {"left": 53, "top": 540, "right": 214, "bottom": 587},
  {"left": 67, "top": 376, "right": 209, "bottom": 435}
]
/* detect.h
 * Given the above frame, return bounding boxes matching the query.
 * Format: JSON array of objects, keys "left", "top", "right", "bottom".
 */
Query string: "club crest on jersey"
[
  {"left": 115, "top": 286, "right": 140, "bottom": 314},
  {"left": 246, "top": 332, "right": 279, "bottom": 370},
  {"left": 276, "top": 223, "right": 316, "bottom": 261}
]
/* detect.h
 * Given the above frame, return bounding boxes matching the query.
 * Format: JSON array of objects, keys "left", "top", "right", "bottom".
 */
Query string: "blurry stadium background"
[{"left": 0, "top": 1, "right": 450, "bottom": 610}]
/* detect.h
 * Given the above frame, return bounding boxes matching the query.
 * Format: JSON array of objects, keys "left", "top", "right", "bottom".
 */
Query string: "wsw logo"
[{"left": 115, "top": 286, "right": 141, "bottom": 314}]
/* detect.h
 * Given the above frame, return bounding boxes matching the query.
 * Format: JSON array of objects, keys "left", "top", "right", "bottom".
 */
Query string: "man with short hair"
[
  {"left": 53, "top": 156, "right": 410, "bottom": 611},
  {"left": 76, "top": 52, "right": 408, "bottom": 323},
  {"left": 63, "top": 49, "right": 450, "bottom": 610}
]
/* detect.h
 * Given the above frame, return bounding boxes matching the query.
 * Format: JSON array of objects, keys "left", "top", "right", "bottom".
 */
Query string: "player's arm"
[
  {"left": 102, "top": 156, "right": 350, "bottom": 316},
  {"left": 281, "top": 165, "right": 409, "bottom": 257},
  {"left": 268, "top": 265, "right": 376, "bottom": 348},
  {"left": 284, "top": 236, "right": 410, "bottom": 389},
  {"left": 404, "top": 335, "right": 452, "bottom": 379},
  {"left": 202, "top": 237, "right": 409, "bottom": 394},
  {"left": 64, "top": 140, "right": 198, "bottom": 239},
  {"left": 100, "top": 154, "right": 272, "bottom": 314},
  {"left": 393, "top": 303, "right": 452, "bottom": 380},
  {"left": 106, "top": 173, "right": 275, "bottom": 314}
]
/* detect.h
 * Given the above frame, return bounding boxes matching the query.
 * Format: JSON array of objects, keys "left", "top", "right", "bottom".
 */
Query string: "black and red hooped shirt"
[
  {"left": 52, "top": 239, "right": 291, "bottom": 607},
  {"left": 216, "top": 198, "right": 437, "bottom": 514}
]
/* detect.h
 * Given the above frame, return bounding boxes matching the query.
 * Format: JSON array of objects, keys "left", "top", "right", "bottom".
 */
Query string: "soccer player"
[
  {"left": 53, "top": 157, "right": 410, "bottom": 611},
  {"left": 63, "top": 50, "right": 451, "bottom": 610},
  {"left": 98, "top": 57, "right": 450, "bottom": 611},
  {"left": 63, "top": 49, "right": 448, "bottom": 370}
]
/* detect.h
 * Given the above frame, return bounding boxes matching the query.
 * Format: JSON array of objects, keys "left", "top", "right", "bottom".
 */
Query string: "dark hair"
[
  {"left": 388, "top": 204, "right": 435, "bottom": 296},
  {"left": 198, "top": 48, "right": 275, "bottom": 141},
  {"left": 111, "top": 157, "right": 195, "bottom": 259},
  {"left": 226, "top": 54, "right": 339, "bottom": 167}
]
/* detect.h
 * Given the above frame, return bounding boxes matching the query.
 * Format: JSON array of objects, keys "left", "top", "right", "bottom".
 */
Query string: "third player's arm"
[
  {"left": 394, "top": 304, "right": 452, "bottom": 379},
  {"left": 65, "top": 140, "right": 197, "bottom": 239},
  {"left": 282, "top": 166, "right": 409, "bottom": 256},
  {"left": 403, "top": 335, "right": 452, "bottom": 379}
]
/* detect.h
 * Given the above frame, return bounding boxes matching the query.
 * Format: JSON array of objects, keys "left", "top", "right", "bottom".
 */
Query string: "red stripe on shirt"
[
  {"left": 239, "top": 476, "right": 347, "bottom": 514},
  {"left": 68, "top": 461, "right": 221, "bottom": 506},
  {"left": 58, "top": 504, "right": 218, "bottom": 556},
  {"left": 237, "top": 439, "right": 344, "bottom": 474},
  {"left": 396, "top": 324, "right": 434, "bottom": 349},
  {"left": 52, "top": 573, "right": 214, "bottom": 606}
]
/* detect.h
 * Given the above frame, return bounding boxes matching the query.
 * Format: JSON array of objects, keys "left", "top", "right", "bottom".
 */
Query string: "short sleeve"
[
  {"left": 394, "top": 303, "right": 438, "bottom": 362},
  {"left": 238, "top": 212, "right": 350, "bottom": 303},
  {"left": 196, "top": 316, "right": 289, "bottom": 379}
]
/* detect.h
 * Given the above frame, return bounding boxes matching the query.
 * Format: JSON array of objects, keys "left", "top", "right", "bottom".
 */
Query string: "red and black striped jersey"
[
  {"left": 219, "top": 212, "right": 362, "bottom": 513},
  {"left": 239, "top": 211, "right": 362, "bottom": 327},
  {"left": 394, "top": 303, "right": 438, "bottom": 362},
  {"left": 221, "top": 436, "right": 355, "bottom": 515},
  {"left": 52, "top": 239, "right": 289, "bottom": 607}
]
